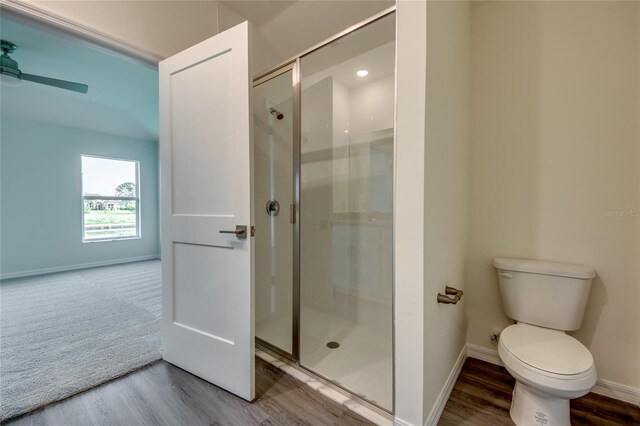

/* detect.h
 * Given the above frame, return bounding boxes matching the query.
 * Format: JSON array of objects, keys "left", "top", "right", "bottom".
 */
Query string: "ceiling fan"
[{"left": 0, "top": 39, "right": 88, "bottom": 94}]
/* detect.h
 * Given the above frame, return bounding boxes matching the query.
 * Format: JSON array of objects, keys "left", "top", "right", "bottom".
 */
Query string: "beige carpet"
[{"left": 0, "top": 260, "right": 161, "bottom": 421}]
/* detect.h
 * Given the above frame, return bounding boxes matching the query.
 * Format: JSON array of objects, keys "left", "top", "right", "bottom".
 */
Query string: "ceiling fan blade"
[{"left": 21, "top": 73, "right": 88, "bottom": 94}]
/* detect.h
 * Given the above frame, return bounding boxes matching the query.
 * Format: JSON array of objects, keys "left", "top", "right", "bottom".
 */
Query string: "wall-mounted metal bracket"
[{"left": 437, "top": 285, "right": 464, "bottom": 304}]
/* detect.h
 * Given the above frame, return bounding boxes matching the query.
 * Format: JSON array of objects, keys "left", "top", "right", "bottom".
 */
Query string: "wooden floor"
[
  {"left": 5, "top": 358, "right": 372, "bottom": 426},
  {"left": 7, "top": 356, "right": 639, "bottom": 426},
  {"left": 439, "top": 357, "right": 640, "bottom": 426}
]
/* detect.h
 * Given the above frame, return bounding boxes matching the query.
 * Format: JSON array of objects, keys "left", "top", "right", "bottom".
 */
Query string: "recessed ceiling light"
[{"left": 356, "top": 69, "right": 369, "bottom": 77}]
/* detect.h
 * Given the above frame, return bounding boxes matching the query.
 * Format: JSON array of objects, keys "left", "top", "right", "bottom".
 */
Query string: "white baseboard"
[
  {"left": 424, "top": 345, "right": 468, "bottom": 426},
  {"left": 0, "top": 255, "right": 161, "bottom": 280},
  {"left": 466, "top": 343, "right": 503, "bottom": 366},
  {"left": 393, "top": 417, "right": 415, "bottom": 426},
  {"left": 592, "top": 378, "right": 640, "bottom": 407},
  {"left": 466, "top": 344, "right": 640, "bottom": 407}
]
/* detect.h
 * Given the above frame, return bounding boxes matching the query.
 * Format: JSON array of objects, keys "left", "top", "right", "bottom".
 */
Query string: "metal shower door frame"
[
  {"left": 252, "top": 5, "right": 396, "bottom": 416},
  {"left": 252, "top": 61, "right": 300, "bottom": 364}
]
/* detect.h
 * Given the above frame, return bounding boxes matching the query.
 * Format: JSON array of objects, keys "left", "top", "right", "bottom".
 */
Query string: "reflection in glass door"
[{"left": 253, "top": 69, "right": 294, "bottom": 356}]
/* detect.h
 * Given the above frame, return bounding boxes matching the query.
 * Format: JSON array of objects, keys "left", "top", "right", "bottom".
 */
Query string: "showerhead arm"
[{"left": 269, "top": 107, "right": 284, "bottom": 120}]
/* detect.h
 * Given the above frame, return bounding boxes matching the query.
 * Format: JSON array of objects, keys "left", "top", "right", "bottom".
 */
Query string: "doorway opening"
[{"left": 0, "top": 12, "right": 160, "bottom": 422}]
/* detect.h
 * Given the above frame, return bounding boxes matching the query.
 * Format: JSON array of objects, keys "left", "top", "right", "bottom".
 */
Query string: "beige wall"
[
  {"left": 29, "top": 1, "right": 219, "bottom": 58},
  {"left": 424, "top": 0, "right": 470, "bottom": 422},
  {"left": 217, "top": 3, "right": 281, "bottom": 75},
  {"left": 394, "top": 0, "right": 427, "bottom": 423},
  {"left": 467, "top": 1, "right": 640, "bottom": 389}
]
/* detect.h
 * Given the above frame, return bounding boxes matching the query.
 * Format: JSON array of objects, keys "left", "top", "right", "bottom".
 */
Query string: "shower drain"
[{"left": 326, "top": 341, "right": 340, "bottom": 349}]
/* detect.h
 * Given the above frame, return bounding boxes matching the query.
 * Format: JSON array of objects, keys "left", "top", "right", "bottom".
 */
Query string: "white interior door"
[{"left": 159, "top": 22, "right": 254, "bottom": 401}]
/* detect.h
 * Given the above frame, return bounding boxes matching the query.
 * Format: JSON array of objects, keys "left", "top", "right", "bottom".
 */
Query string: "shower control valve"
[{"left": 266, "top": 200, "right": 280, "bottom": 217}]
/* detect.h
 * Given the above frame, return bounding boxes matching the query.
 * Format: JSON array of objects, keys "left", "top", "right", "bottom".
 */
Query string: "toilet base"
[{"left": 510, "top": 381, "right": 570, "bottom": 426}]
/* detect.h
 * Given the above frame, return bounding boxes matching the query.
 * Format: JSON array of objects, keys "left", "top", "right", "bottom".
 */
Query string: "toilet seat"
[
  {"left": 498, "top": 324, "right": 597, "bottom": 399},
  {"left": 500, "top": 323, "right": 593, "bottom": 376}
]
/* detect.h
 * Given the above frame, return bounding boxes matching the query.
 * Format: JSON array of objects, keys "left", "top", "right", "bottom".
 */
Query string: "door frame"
[{"left": 0, "top": 0, "right": 161, "bottom": 66}]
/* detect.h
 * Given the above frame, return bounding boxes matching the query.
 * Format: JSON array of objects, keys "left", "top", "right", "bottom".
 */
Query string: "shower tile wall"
[
  {"left": 302, "top": 74, "right": 394, "bottom": 322},
  {"left": 300, "top": 77, "right": 334, "bottom": 310},
  {"left": 301, "top": 58, "right": 394, "bottom": 313}
]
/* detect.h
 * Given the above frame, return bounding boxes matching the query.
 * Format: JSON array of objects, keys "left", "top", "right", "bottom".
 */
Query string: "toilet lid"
[{"left": 500, "top": 324, "right": 593, "bottom": 375}]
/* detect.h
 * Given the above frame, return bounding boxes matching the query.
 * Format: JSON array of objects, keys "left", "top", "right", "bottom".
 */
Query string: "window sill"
[{"left": 82, "top": 236, "right": 141, "bottom": 244}]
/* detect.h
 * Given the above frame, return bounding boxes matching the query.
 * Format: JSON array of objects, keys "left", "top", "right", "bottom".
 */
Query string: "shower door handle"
[{"left": 220, "top": 225, "right": 247, "bottom": 239}]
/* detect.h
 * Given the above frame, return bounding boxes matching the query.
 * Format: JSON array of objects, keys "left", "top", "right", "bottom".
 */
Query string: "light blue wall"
[{"left": 1, "top": 117, "right": 159, "bottom": 277}]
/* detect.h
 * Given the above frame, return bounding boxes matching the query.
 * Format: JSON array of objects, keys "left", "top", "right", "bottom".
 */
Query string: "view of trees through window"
[{"left": 81, "top": 156, "right": 140, "bottom": 241}]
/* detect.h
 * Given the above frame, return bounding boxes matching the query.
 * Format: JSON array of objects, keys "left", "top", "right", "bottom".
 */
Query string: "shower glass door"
[
  {"left": 299, "top": 14, "right": 395, "bottom": 411},
  {"left": 253, "top": 69, "right": 295, "bottom": 356}
]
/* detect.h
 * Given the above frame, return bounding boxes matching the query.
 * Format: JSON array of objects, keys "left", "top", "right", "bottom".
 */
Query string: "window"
[{"left": 81, "top": 155, "right": 140, "bottom": 241}]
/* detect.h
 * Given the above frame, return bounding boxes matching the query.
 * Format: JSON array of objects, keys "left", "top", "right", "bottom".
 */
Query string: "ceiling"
[
  {"left": 0, "top": 14, "right": 158, "bottom": 141},
  {"left": 220, "top": 1, "right": 296, "bottom": 27}
]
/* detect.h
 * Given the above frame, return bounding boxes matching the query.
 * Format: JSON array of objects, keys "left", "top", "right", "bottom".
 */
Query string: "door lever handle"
[{"left": 220, "top": 225, "right": 247, "bottom": 239}]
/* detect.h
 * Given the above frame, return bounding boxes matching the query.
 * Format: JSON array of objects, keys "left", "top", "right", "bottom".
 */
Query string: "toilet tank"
[{"left": 493, "top": 258, "right": 596, "bottom": 331}]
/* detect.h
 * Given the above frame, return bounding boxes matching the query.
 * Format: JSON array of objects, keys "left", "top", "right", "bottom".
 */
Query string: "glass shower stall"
[{"left": 252, "top": 10, "right": 395, "bottom": 411}]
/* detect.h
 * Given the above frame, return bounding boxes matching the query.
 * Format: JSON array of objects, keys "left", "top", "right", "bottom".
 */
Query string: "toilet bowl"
[
  {"left": 498, "top": 323, "right": 597, "bottom": 426},
  {"left": 493, "top": 258, "right": 597, "bottom": 426}
]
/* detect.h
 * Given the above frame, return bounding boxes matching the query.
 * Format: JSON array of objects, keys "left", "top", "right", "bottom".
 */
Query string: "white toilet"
[{"left": 493, "top": 257, "right": 597, "bottom": 426}]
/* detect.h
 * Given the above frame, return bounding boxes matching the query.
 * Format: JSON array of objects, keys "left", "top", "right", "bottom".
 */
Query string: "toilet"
[{"left": 493, "top": 257, "right": 597, "bottom": 426}]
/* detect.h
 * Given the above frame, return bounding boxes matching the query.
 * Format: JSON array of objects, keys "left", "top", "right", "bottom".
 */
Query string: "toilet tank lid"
[{"left": 493, "top": 258, "right": 595, "bottom": 279}]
